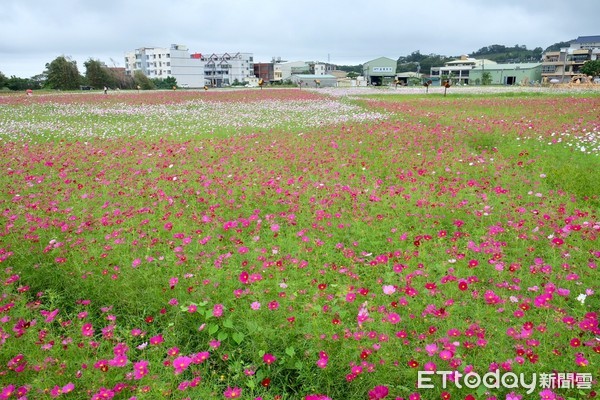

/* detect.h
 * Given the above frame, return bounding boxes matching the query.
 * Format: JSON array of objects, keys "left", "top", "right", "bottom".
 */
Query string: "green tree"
[
  {"left": 7, "top": 76, "right": 41, "bottom": 91},
  {"left": 133, "top": 70, "right": 155, "bottom": 90},
  {"left": 481, "top": 71, "right": 492, "bottom": 85},
  {"left": 151, "top": 76, "right": 178, "bottom": 89},
  {"left": 0, "top": 71, "right": 7, "bottom": 89},
  {"left": 336, "top": 64, "right": 362, "bottom": 74},
  {"left": 45, "top": 56, "right": 81, "bottom": 90},
  {"left": 84, "top": 59, "right": 114, "bottom": 89},
  {"left": 544, "top": 41, "right": 573, "bottom": 52},
  {"left": 580, "top": 60, "right": 600, "bottom": 78}
]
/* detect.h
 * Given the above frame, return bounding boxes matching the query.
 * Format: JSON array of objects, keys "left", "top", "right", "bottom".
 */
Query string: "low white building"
[
  {"left": 274, "top": 61, "right": 309, "bottom": 82},
  {"left": 430, "top": 55, "right": 496, "bottom": 85}
]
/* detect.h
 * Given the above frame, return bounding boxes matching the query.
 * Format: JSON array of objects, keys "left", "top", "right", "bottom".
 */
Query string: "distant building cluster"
[
  {"left": 124, "top": 45, "right": 339, "bottom": 88},
  {"left": 124, "top": 36, "right": 600, "bottom": 88}
]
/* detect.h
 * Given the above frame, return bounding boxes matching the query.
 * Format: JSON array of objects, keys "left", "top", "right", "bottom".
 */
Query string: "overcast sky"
[{"left": 1, "top": 0, "right": 598, "bottom": 78}]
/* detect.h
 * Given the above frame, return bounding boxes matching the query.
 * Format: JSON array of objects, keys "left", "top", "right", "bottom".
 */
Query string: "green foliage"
[
  {"left": 580, "top": 59, "right": 600, "bottom": 77},
  {"left": 151, "top": 75, "right": 178, "bottom": 89},
  {"left": 469, "top": 44, "right": 542, "bottom": 62},
  {"left": 5, "top": 75, "right": 42, "bottom": 91},
  {"left": 336, "top": 64, "right": 362, "bottom": 74},
  {"left": 44, "top": 56, "right": 82, "bottom": 90},
  {"left": 481, "top": 71, "right": 492, "bottom": 85},
  {"left": 84, "top": 58, "right": 114, "bottom": 89},
  {"left": 544, "top": 40, "right": 574, "bottom": 52},
  {"left": 0, "top": 71, "right": 7, "bottom": 89},
  {"left": 397, "top": 51, "right": 453, "bottom": 74},
  {"left": 133, "top": 70, "right": 155, "bottom": 90}
]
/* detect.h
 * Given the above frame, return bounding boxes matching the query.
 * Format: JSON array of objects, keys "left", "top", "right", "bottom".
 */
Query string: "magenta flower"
[
  {"left": 368, "top": 385, "right": 389, "bottom": 399},
  {"left": 316, "top": 357, "right": 328, "bottom": 368},
  {"left": 191, "top": 351, "right": 210, "bottom": 363},
  {"left": 41, "top": 308, "right": 59, "bottom": 323},
  {"left": 539, "top": 388, "right": 556, "bottom": 399},
  {"left": 213, "top": 303, "right": 224, "bottom": 317},
  {"left": 223, "top": 386, "right": 242, "bottom": 398},
  {"left": 81, "top": 323, "right": 94, "bottom": 337},
  {"left": 173, "top": 356, "right": 193, "bottom": 374},
  {"left": 133, "top": 360, "right": 149, "bottom": 380},
  {"left": 149, "top": 334, "right": 164, "bottom": 345},
  {"left": 386, "top": 312, "right": 401, "bottom": 324},
  {"left": 109, "top": 354, "right": 128, "bottom": 367},
  {"left": 263, "top": 353, "right": 277, "bottom": 365}
]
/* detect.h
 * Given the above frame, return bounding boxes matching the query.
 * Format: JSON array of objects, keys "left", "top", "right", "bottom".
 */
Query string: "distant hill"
[
  {"left": 468, "top": 44, "right": 543, "bottom": 63},
  {"left": 543, "top": 40, "right": 575, "bottom": 52}
]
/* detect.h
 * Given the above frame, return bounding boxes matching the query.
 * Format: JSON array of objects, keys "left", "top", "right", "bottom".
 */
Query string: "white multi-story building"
[
  {"left": 125, "top": 45, "right": 205, "bottom": 88},
  {"left": 124, "top": 46, "right": 172, "bottom": 78},
  {"left": 125, "top": 45, "right": 255, "bottom": 88},
  {"left": 202, "top": 52, "right": 254, "bottom": 87}
]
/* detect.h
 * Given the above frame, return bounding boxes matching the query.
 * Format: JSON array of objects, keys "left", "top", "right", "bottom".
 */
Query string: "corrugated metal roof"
[
  {"left": 574, "top": 35, "right": 600, "bottom": 43},
  {"left": 472, "top": 63, "right": 541, "bottom": 70}
]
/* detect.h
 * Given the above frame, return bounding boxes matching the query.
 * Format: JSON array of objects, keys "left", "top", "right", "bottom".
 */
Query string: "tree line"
[{"left": 0, "top": 56, "right": 177, "bottom": 91}]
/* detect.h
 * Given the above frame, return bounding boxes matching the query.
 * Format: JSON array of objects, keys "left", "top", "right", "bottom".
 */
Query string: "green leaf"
[
  {"left": 232, "top": 332, "right": 245, "bottom": 344},
  {"left": 255, "top": 369, "right": 265, "bottom": 382},
  {"left": 476, "top": 385, "right": 487, "bottom": 396},
  {"left": 285, "top": 346, "right": 295, "bottom": 357},
  {"left": 217, "top": 331, "right": 228, "bottom": 341},
  {"left": 294, "top": 361, "right": 303, "bottom": 370},
  {"left": 223, "top": 318, "right": 234, "bottom": 329},
  {"left": 208, "top": 324, "right": 219, "bottom": 335}
]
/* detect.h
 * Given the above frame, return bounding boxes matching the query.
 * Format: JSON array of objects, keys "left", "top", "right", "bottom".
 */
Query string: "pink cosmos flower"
[
  {"left": 368, "top": 385, "right": 389, "bottom": 399},
  {"left": 382, "top": 285, "right": 396, "bottom": 295},
  {"left": 263, "top": 353, "right": 276, "bottom": 365},
  {"left": 173, "top": 356, "right": 193, "bottom": 374},
  {"left": 41, "top": 308, "right": 59, "bottom": 323},
  {"left": 213, "top": 303, "right": 224, "bottom": 317},
  {"left": 133, "top": 360, "right": 149, "bottom": 380},
  {"left": 191, "top": 351, "right": 210, "bottom": 363},
  {"left": 539, "top": 388, "right": 556, "bottom": 399},
  {"left": 223, "top": 386, "right": 242, "bottom": 398},
  {"left": 81, "top": 323, "right": 94, "bottom": 337},
  {"left": 109, "top": 355, "right": 128, "bottom": 367},
  {"left": 149, "top": 334, "right": 164, "bottom": 345},
  {"left": 316, "top": 357, "right": 328, "bottom": 368},
  {"left": 386, "top": 312, "right": 401, "bottom": 324}
]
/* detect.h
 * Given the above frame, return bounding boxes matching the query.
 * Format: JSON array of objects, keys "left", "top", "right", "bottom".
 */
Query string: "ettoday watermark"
[{"left": 417, "top": 370, "right": 594, "bottom": 395}]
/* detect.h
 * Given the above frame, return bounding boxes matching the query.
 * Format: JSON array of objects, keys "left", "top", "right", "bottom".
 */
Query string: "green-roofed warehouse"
[
  {"left": 362, "top": 57, "right": 397, "bottom": 86},
  {"left": 470, "top": 62, "right": 542, "bottom": 85}
]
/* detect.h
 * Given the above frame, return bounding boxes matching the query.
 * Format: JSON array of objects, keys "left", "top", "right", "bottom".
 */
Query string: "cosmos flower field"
[{"left": 0, "top": 87, "right": 598, "bottom": 400}]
